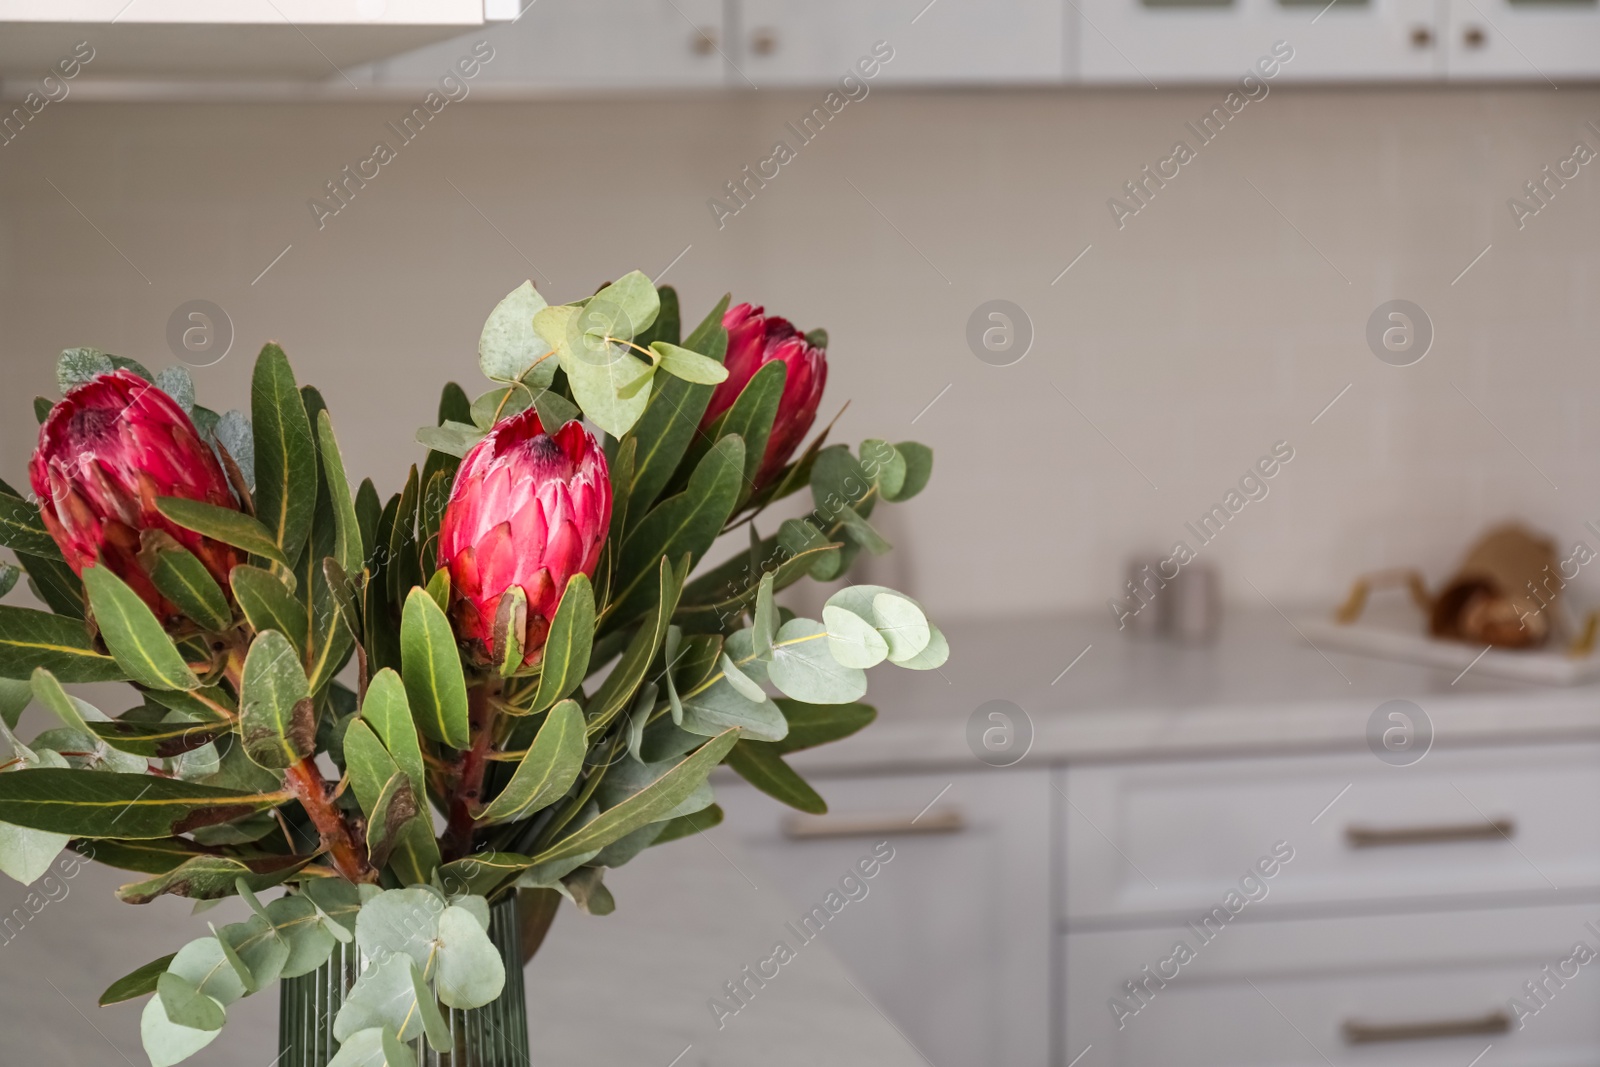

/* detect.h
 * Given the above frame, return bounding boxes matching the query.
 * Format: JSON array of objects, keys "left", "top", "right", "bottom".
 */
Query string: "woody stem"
[{"left": 443, "top": 682, "right": 498, "bottom": 862}]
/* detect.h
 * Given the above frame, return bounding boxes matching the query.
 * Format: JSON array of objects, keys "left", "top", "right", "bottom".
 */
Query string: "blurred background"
[{"left": 3, "top": 2, "right": 1600, "bottom": 1065}]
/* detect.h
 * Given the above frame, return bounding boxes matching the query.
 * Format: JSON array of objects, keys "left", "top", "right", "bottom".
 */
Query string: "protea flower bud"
[
  {"left": 701, "top": 303, "right": 827, "bottom": 488},
  {"left": 29, "top": 369, "right": 242, "bottom": 616},
  {"left": 436, "top": 409, "right": 611, "bottom": 667}
]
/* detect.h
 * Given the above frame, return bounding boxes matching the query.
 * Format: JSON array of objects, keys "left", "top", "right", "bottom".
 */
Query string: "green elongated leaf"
[
  {"left": 532, "top": 729, "right": 738, "bottom": 865},
  {"left": 76, "top": 837, "right": 219, "bottom": 875},
  {"left": 364, "top": 772, "right": 418, "bottom": 870},
  {"left": 810, "top": 444, "right": 876, "bottom": 519},
  {"left": 251, "top": 344, "right": 317, "bottom": 561},
  {"left": 652, "top": 802, "right": 723, "bottom": 846},
  {"left": 0, "top": 562, "right": 17, "bottom": 599},
  {"left": 101, "top": 953, "right": 177, "bottom": 1006},
  {"left": 355, "top": 479, "right": 382, "bottom": 564},
  {"left": 479, "top": 280, "right": 553, "bottom": 385},
  {"left": 726, "top": 741, "right": 826, "bottom": 814},
  {"left": 231, "top": 566, "right": 308, "bottom": 653},
  {"left": 239, "top": 629, "right": 315, "bottom": 770},
  {"left": 580, "top": 271, "right": 659, "bottom": 344},
  {"left": 0, "top": 770, "right": 289, "bottom": 838},
  {"left": 0, "top": 678, "right": 29, "bottom": 730},
  {"left": 719, "top": 652, "right": 767, "bottom": 702},
  {"left": 624, "top": 293, "right": 730, "bottom": 512},
  {"left": 317, "top": 411, "right": 364, "bottom": 579},
  {"left": 435, "top": 852, "right": 535, "bottom": 898},
  {"left": 889, "top": 440, "right": 934, "bottom": 501},
  {"left": 30, "top": 666, "right": 95, "bottom": 733},
  {"left": 0, "top": 605, "right": 122, "bottom": 682},
  {"left": 530, "top": 575, "right": 593, "bottom": 712},
  {"left": 439, "top": 381, "right": 474, "bottom": 426},
  {"left": 651, "top": 342, "right": 730, "bottom": 384},
  {"left": 17, "top": 551, "right": 83, "bottom": 618},
  {"left": 147, "top": 545, "right": 232, "bottom": 631},
  {"left": 707, "top": 359, "right": 785, "bottom": 497},
  {"left": 344, "top": 720, "right": 439, "bottom": 885},
  {"left": 773, "top": 699, "right": 876, "bottom": 754},
  {"left": 33, "top": 396, "right": 52, "bottom": 423},
  {"left": 0, "top": 492, "right": 60, "bottom": 558},
  {"left": 155, "top": 497, "right": 288, "bottom": 567},
  {"left": 385, "top": 467, "right": 421, "bottom": 605},
  {"left": 82, "top": 566, "right": 197, "bottom": 690},
  {"left": 359, "top": 669, "right": 426, "bottom": 803},
  {"left": 85, "top": 718, "right": 228, "bottom": 759},
  {"left": 753, "top": 573, "right": 777, "bottom": 658},
  {"left": 493, "top": 585, "right": 526, "bottom": 677},
  {"left": 588, "top": 555, "right": 686, "bottom": 732},
  {"left": 612, "top": 435, "right": 744, "bottom": 623},
  {"left": 476, "top": 700, "right": 585, "bottom": 825},
  {"left": 768, "top": 618, "right": 867, "bottom": 704},
  {"left": 674, "top": 522, "right": 840, "bottom": 628},
  {"left": 117, "top": 853, "right": 309, "bottom": 904},
  {"left": 400, "top": 588, "right": 469, "bottom": 749}
]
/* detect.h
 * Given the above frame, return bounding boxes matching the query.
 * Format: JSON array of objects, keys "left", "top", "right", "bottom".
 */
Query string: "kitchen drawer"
[
  {"left": 1063, "top": 743, "right": 1600, "bottom": 923},
  {"left": 717, "top": 769, "right": 1052, "bottom": 1067},
  {"left": 1065, "top": 903, "right": 1600, "bottom": 1065}
]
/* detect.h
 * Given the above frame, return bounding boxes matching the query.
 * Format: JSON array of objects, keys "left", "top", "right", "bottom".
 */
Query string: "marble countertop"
[{"left": 788, "top": 606, "right": 1600, "bottom": 775}]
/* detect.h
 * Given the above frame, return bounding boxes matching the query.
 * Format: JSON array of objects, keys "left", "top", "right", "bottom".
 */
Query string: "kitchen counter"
[{"left": 791, "top": 606, "right": 1600, "bottom": 774}]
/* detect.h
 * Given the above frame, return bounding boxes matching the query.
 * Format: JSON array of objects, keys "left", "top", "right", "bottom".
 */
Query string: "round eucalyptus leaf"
[
  {"left": 767, "top": 618, "right": 867, "bottom": 705},
  {"left": 156, "top": 971, "right": 225, "bottom": 1032},
  {"left": 168, "top": 936, "right": 248, "bottom": 1006},
  {"left": 354, "top": 888, "right": 444, "bottom": 973},
  {"left": 333, "top": 953, "right": 427, "bottom": 1045},
  {"left": 821, "top": 606, "right": 889, "bottom": 669},
  {"left": 434, "top": 904, "right": 506, "bottom": 1010},
  {"left": 268, "top": 895, "right": 337, "bottom": 978},
  {"left": 872, "top": 593, "right": 932, "bottom": 663},
  {"left": 896, "top": 623, "right": 950, "bottom": 671},
  {"left": 141, "top": 992, "right": 222, "bottom": 1067},
  {"left": 328, "top": 1027, "right": 416, "bottom": 1067}
]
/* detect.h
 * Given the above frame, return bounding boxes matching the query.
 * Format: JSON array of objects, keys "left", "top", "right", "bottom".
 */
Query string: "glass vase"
[{"left": 277, "top": 894, "right": 530, "bottom": 1067}]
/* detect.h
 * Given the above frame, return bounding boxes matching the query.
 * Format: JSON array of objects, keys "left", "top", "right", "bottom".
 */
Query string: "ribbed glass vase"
[{"left": 277, "top": 894, "right": 530, "bottom": 1067}]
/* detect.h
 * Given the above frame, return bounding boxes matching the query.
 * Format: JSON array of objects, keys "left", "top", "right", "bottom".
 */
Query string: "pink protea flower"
[
  {"left": 701, "top": 303, "right": 828, "bottom": 489},
  {"left": 29, "top": 369, "right": 241, "bottom": 617},
  {"left": 436, "top": 409, "right": 611, "bottom": 667}
]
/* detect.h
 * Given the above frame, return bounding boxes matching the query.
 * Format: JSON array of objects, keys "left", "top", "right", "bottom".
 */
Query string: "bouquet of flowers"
[{"left": 0, "top": 274, "right": 940, "bottom": 1066}]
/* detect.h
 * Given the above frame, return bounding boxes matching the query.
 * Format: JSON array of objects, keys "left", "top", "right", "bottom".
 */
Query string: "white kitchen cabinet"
[
  {"left": 1073, "top": 0, "right": 1442, "bottom": 83},
  {"left": 1444, "top": 0, "right": 1600, "bottom": 80},
  {"left": 735, "top": 0, "right": 1066, "bottom": 86},
  {"left": 370, "top": 0, "right": 727, "bottom": 91},
  {"left": 1063, "top": 742, "right": 1600, "bottom": 923},
  {"left": 0, "top": 0, "right": 483, "bottom": 80},
  {"left": 717, "top": 768, "right": 1053, "bottom": 1067},
  {"left": 1065, "top": 903, "right": 1600, "bottom": 1064}
]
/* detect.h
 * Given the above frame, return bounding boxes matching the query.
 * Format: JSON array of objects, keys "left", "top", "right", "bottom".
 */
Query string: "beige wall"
[{"left": 3, "top": 85, "right": 1597, "bottom": 622}]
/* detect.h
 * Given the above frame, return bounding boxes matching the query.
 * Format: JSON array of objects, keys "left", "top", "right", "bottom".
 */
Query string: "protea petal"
[
  {"left": 437, "top": 408, "right": 611, "bottom": 666},
  {"left": 28, "top": 369, "right": 242, "bottom": 619},
  {"left": 699, "top": 302, "right": 829, "bottom": 490}
]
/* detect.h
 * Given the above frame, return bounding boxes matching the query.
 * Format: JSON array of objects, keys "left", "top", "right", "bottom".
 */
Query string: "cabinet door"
[
  {"left": 717, "top": 768, "right": 1052, "bottom": 1067},
  {"left": 1445, "top": 0, "right": 1600, "bottom": 80},
  {"left": 1074, "top": 0, "right": 1441, "bottom": 83},
  {"left": 736, "top": 0, "right": 1065, "bottom": 86},
  {"left": 371, "top": 0, "right": 727, "bottom": 91},
  {"left": 1065, "top": 903, "right": 1600, "bottom": 1065}
]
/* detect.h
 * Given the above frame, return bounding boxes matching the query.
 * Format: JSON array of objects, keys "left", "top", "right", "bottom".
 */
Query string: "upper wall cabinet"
[
  {"left": 0, "top": 0, "right": 483, "bottom": 80},
  {"left": 1444, "top": 0, "right": 1600, "bottom": 81},
  {"left": 371, "top": 0, "right": 727, "bottom": 90},
  {"left": 734, "top": 0, "right": 1066, "bottom": 86},
  {"left": 1074, "top": 0, "right": 1444, "bottom": 83}
]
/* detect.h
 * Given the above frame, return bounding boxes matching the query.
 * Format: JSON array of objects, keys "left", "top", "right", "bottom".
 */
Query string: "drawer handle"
[
  {"left": 1342, "top": 1010, "right": 1510, "bottom": 1044},
  {"left": 782, "top": 810, "right": 964, "bottom": 840},
  {"left": 1345, "top": 818, "right": 1514, "bottom": 848}
]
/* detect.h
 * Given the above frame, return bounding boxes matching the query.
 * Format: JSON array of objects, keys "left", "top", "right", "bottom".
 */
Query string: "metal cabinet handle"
[
  {"left": 1410, "top": 24, "right": 1434, "bottom": 47},
  {"left": 1463, "top": 24, "right": 1488, "bottom": 47},
  {"left": 1345, "top": 818, "right": 1513, "bottom": 848},
  {"left": 783, "top": 809, "right": 964, "bottom": 840},
  {"left": 1343, "top": 1010, "right": 1510, "bottom": 1044},
  {"left": 690, "top": 27, "right": 718, "bottom": 56},
  {"left": 750, "top": 28, "right": 778, "bottom": 56}
]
